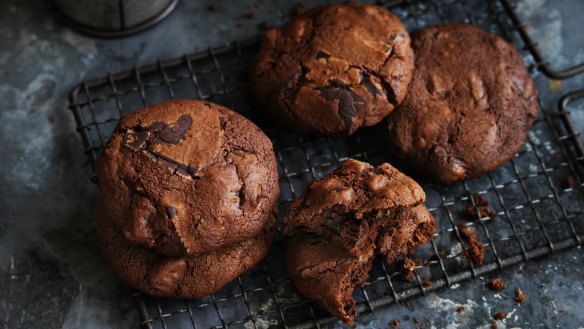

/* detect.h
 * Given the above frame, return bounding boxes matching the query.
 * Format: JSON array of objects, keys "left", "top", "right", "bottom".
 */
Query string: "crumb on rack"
[
  {"left": 561, "top": 175, "right": 575, "bottom": 190},
  {"left": 400, "top": 257, "right": 417, "bottom": 281},
  {"left": 461, "top": 234, "right": 485, "bottom": 265}
]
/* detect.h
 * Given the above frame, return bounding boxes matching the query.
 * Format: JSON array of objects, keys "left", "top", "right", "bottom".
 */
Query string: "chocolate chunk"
[
  {"left": 166, "top": 207, "right": 177, "bottom": 220},
  {"left": 315, "top": 50, "right": 331, "bottom": 60},
  {"left": 156, "top": 115, "right": 193, "bottom": 144},
  {"left": 176, "top": 167, "right": 189, "bottom": 177},
  {"left": 361, "top": 73, "right": 381, "bottom": 97},
  {"left": 321, "top": 88, "right": 366, "bottom": 130},
  {"left": 147, "top": 121, "right": 165, "bottom": 131},
  {"left": 187, "top": 166, "right": 198, "bottom": 175},
  {"left": 125, "top": 130, "right": 150, "bottom": 151},
  {"left": 156, "top": 156, "right": 179, "bottom": 171}
]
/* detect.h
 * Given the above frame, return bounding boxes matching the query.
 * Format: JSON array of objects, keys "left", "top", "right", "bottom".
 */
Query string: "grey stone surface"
[{"left": 0, "top": 0, "right": 582, "bottom": 328}]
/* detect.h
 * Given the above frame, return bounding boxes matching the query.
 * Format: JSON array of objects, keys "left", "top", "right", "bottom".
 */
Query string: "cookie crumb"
[
  {"left": 515, "top": 287, "right": 526, "bottom": 302},
  {"left": 401, "top": 257, "right": 416, "bottom": 281},
  {"left": 462, "top": 237, "right": 485, "bottom": 265},
  {"left": 491, "top": 322, "right": 498, "bottom": 329},
  {"left": 561, "top": 176, "right": 575, "bottom": 190},
  {"left": 389, "top": 319, "right": 400, "bottom": 328},
  {"left": 487, "top": 278, "right": 506, "bottom": 291},
  {"left": 456, "top": 306, "right": 464, "bottom": 313},
  {"left": 466, "top": 203, "right": 497, "bottom": 219},
  {"left": 458, "top": 221, "right": 478, "bottom": 239},
  {"left": 413, "top": 317, "right": 420, "bottom": 324},
  {"left": 423, "top": 280, "right": 432, "bottom": 287},
  {"left": 492, "top": 312, "right": 507, "bottom": 320},
  {"left": 207, "top": 4, "right": 216, "bottom": 12},
  {"left": 472, "top": 194, "right": 489, "bottom": 207}
]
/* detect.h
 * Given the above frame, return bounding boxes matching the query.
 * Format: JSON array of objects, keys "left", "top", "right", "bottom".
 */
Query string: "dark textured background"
[{"left": 0, "top": 0, "right": 583, "bottom": 328}]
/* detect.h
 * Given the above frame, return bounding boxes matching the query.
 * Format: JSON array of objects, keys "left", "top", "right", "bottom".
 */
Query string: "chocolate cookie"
[
  {"left": 251, "top": 3, "right": 414, "bottom": 135},
  {"left": 96, "top": 99, "right": 279, "bottom": 256},
  {"left": 284, "top": 159, "right": 435, "bottom": 323},
  {"left": 97, "top": 203, "right": 274, "bottom": 298},
  {"left": 387, "top": 23, "right": 538, "bottom": 183},
  {"left": 284, "top": 233, "right": 372, "bottom": 324}
]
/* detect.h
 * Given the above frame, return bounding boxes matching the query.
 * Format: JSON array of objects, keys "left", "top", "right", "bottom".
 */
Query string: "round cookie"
[
  {"left": 96, "top": 99, "right": 279, "bottom": 256},
  {"left": 387, "top": 23, "right": 538, "bottom": 183},
  {"left": 97, "top": 204, "right": 274, "bottom": 298},
  {"left": 251, "top": 3, "right": 414, "bottom": 135}
]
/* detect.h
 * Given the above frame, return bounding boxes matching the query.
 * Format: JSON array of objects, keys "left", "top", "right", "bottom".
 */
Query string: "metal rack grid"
[{"left": 67, "top": 0, "right": 584, "bottom": 328}]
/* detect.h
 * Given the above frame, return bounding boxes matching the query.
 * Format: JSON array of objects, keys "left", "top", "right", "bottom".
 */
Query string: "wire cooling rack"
[{"left": 68, "top": 0, "right": 584, "bottom": 328}]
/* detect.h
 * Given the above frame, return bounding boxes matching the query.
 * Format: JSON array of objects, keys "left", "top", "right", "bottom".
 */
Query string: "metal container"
[{"left": 51, "top": 0, "right": 179, "bottom": 37}]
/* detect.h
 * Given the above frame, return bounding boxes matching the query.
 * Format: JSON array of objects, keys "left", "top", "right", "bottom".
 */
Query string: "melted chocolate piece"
[
  {"left": 155, "top": 115, "right": 193, "bottom": 144},
  {"left": 360, "top": 73, "right": 381, "bottom": 97},
  {"left": 125, "top": 131, "right": 150, "bottom": 151},
  {"left": 123, "top": 115, "right": 200, "bottom": 176},
  {"left": 166, "top": 207, "right": 177, "bottom": 220},
  {"left": 321, "top": 88, "right": 366, "bottom": 130}
]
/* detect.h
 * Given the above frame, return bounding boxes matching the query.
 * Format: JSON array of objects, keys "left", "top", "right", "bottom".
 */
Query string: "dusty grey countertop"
[{"left": 0, "top": 0, "right": 583, "bottom": 328}]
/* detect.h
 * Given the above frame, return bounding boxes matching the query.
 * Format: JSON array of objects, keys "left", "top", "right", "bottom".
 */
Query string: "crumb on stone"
[
  {"left": 389, "top": 319, "right": 400, "bottom": 328},
  {"left": 492, "top": 312, "right": 507, "bottom": 320},
  {"left": 413, "top": 316, "right": 420, "bottom": 324},
  {"left": 491, "top": 322, "right": 498, "bottom": 329},
  {"left": 456, "top": 306, "right": 465, "bottom": 313},
  {"left": 515, "top": 287, "right": 526, "bottom": 302},
  {"left": 488, "top": 278, "right": 506, "bottom": 291}
]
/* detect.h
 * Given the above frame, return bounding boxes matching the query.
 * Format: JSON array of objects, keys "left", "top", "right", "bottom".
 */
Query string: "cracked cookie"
[
  {"left": 251, "top": 3, "right": 414, "bottom": 135},
  {"left": 97, "top": 202, "right": 275, "bottom": 298},
  {"left": 387, "top": 23, "right": 538, "bottom": 184},
  {"left": 284, "top": 159, "right": 435, "bottom": 323},
  {"left": 96, "top": 99, "right": 279, "bottom": 256}
]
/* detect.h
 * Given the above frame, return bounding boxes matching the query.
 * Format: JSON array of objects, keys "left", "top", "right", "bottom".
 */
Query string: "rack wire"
[{"left": 68, "top": 0, "right": 584, "bottom": 328}]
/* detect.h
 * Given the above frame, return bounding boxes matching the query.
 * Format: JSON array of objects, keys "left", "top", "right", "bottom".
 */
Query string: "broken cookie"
[{"left": 284, "top": 159, "right": 435, "bottom": 324}]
